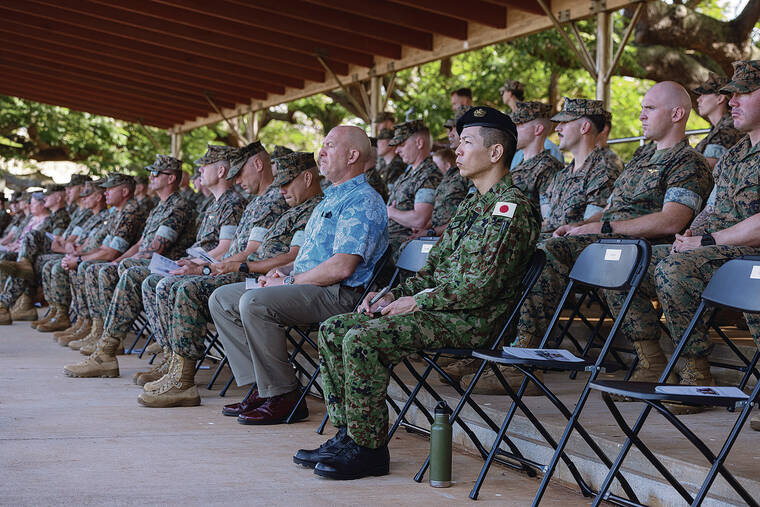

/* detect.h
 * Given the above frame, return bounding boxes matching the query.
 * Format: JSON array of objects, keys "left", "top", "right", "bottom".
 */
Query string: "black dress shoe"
[
  {"left": 293, "top": 427, "right": 348, "bottom": 469},
  {"left": 313, "top": 438, "right": 389, "bottom": 480}
]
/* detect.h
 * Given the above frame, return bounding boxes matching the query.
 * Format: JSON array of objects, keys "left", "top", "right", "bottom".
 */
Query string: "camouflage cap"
[
  {"left": 377, "top": 128, "right": 394, "bottom": 140},
  {"left": 376, "top": 111, "right": 396, "bottom": 123},
  {"left": 271, "top": 145, "right": 294, "bottom": 160},
  {"left": 499, "top": 79, "right": 525, "bottom": 95},
  {"left": 67, "top": 174, "right": 90, "bottom": 187},
  {"left": 509, "top": 101, "right": 553, "bottom": 125},
  {"left": 720, "top": 60, "right": 760, "bottom": 94},
  {"left": 604, "top": 110, "right": 613, "bottom": 126},
  {"left": 389, "top": 119, "right": 426, "bottom": 146},
  {"left": 444, "top": 105, "right": 472, "bottom": 129},
  {"left": 145, "top": 154, "right": 182, "bottom": 174},
  {"left": 134, "top": 173, "right": 149, "bottom": 185},
  {"left": 227, "top": 140, "right": 266, "bottom": 180},
  {"left": 551, "top": 97, "right": 606, "bottom": 122},
  {"left": 10, "top": 191, "right": 23, "bottom": 203},
  {"left": 99, "top": 173, "right": 136, "bottom": 189},
  {"left": 79, "top": 180, "right": 105, "bottom": 197},
  {"left": 44, "top": 184, "right": 66, "bottom": 195},
  {"left": 272, "top": 151, "right": 316, "bottom": 187},
  {"left": 193, "top": 144, "right": 236, "bottom": 166},
  {"left": 694, "top": 72, "right": 731, "bottom": 95}
]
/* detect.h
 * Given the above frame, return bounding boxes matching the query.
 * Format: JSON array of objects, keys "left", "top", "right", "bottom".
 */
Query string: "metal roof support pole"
[
  {"left": 170, "top": 129, "right": 183, "bottom": 160},
  {"left": 536, "top": 0, "right": 597, "bottom": 78},
  {"left": 595, "top": 10, "right": 612, "bottom": 109},
  {"left": 252, "top": 110, "right": 261, "bottom": 142},
  {"left": 382, "top": 72, "right": 396, "bottom": 112},
  {"left": 370, "top": 75, "right": 381, "bottom": 136},
  {"left": 247, "top": 108, "right": 254, "bottom": 143},
  {"left": 204, "top": 92, "right": 246, "bottom": 145}
]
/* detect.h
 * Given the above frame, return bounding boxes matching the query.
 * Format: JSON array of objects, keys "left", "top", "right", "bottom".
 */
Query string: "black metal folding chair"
[
  {"left": 590, "top": 256, "right": 760, "bottom": 507},
  {"left": 463, "top": 238, "right": 650, "bottom": 503},
  {"left": 391, "top": 250, "right": 546, "bottom": 479},
  {"left": 284, "top": 245, "right": 395, "bottom": 426}
]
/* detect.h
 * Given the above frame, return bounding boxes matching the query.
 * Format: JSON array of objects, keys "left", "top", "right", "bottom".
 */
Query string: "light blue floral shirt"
[{"left": 294, "top": 173, "right": 388, "bottom": 287}]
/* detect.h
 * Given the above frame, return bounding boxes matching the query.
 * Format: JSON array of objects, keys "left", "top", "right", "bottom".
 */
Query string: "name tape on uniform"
[
  {"left": 492, "top": 202, "right": 517, "bottom": 218},
  {"left": 751, "top": 265, "right": 760, "bottom": 280},
  {"left": 604, "top": 248, "right": 622, "bottom": 261},
  {"left": 421, "top": 243, "right": 433, "bottom": 253}
]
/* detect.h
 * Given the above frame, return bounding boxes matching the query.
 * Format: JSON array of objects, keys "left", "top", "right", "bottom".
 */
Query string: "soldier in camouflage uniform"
[
  {"left": 375, "top": 128, "right": 407, "bottom": 191},
  {"left": 295, "top": 107, "right": 540, "bottom": 480},
  {"left": 138, "top": 151, "right": 323, "bottom": 408},
  {"left": 517, "top": 82, "right": 713, "bottom": 391},
  {"left": 58, "top": 175, "right": 147, "bottom": 347},
  {"left": 426, "top": 148, "right": 470, "bottom": 236},
  {"left": 443, "top": 105, "right": 471, "bottom": 149},
  {"left": 386, "top": 120, "right": 442, "bottom": 255},
  {"left": 363, "top": 137, "right": 389, "bottom": 202},
  {"left": 597, "top": 111, "right": 624, "bottom": 177},
  {"left": 509, "top": 101, "right": 564, "bottom": 219},
  {"left": 541, "top": 98, "right": 618, "bottom": 237},
  {"left": 134, "top": 174, "right": 156, "bottom": 218},
  {"left": 694, "top": 72, "right": 743, "bottom": 168}
]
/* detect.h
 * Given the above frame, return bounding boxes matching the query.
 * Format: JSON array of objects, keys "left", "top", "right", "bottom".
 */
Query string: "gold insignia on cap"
[{"left": 473, "top": 108, "right": 486, "bottom": 117}]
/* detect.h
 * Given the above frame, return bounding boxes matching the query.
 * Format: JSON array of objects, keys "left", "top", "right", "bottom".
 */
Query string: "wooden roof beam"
[
  {"left": 483, "top": 0, "right": 546, "bottom": 16},
  {"left": 390, "top": 0, "right": 507, "bottom": 28},
  {"left": 303, "top": 0, "right": 469, "bottom": 40}
]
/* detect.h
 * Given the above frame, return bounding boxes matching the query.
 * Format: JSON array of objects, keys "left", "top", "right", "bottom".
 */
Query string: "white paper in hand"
[
  {"left": 502, "top": 346, "right": 584, "bottom": 362},
  {"left": 149, "top": 253, "right": 180, "bottom": 276},
  {"left": 186, "top": 247, "right": 218, "bottom": 264},
  {"left": 245, "top": 278, "right": 259, "bottom": 290}
]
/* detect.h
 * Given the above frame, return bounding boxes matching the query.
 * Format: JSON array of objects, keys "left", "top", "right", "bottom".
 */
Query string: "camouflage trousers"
[
  {"left": 102, "top": 258, "right": 151, "bottom": 339},
  {"left": 18, "top": 229, "right": 51, "bottom": 262},
  {"left": 0, "top": 247, "right": 52, "bottom": 308},
  {"left": 84, "top": 261, "right": 120, "bottom": 321},
  {"left": 655, "top": 245, "right": 760, "bottom": 357},
  {"left": 142, "top": 271, "right": 246, "bottom": 359},
  {"left": 40, "top": 254, "right": 64, "bottom": 297},
  {"left": 319, "top": 310, "right": 490, "bottom": 449},
  {"left": 44, "top": 257, "right": 73, "bottom": 309},
  {"left": 74, "top": 260, "right": 107, "bottom": 319}
]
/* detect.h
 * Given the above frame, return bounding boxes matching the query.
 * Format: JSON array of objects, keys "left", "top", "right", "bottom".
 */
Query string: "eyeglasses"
[{"left": 150, "top": 170, "right": 175, "bottom": 177}]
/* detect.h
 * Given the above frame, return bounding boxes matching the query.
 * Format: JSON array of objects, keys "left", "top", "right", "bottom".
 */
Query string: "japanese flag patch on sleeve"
[{"left": 492, "top": 202, "right": 517, "bottom": 218}]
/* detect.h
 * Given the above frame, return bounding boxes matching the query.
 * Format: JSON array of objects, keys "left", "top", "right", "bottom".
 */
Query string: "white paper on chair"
[
  {"left": 502, "top": 347, "right": 584, "bottom": 362},
  {"left": 245, "top": 277, "right": 259, "bottom": 290},
  {"left": 186, "top": 246, "right": 218, "bottom": 264},
  {"left": 654, "top": 385, "right": 748, "bottom": 398},
  {"left": 149, "top": 253, "right": 180, "bottom": 275}
]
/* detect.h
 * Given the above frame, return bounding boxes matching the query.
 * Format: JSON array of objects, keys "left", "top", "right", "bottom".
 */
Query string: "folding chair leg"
[
  {"left": 207, "top": 355, "right": 228, "bottom": 390},
  {"left": 195, "top": 333, "right": 219, "bottom": 374},
  {"left": 138, "top": 332, "right": 154, "bottom": 359},
  {"left": 739, "top": 350, "right": 760, "bottom": 391},
  {"left": 219, "top": 375, "right": 234, "bottom": 397},
  {"left": 317, "top": 413, "right": 329, "bottom": 435},
  {"left": 285, "top": 367, "right": 319, "bottom": 424},
  {"left": 127, "top": 319, "right": 149, "bottom": 355}
]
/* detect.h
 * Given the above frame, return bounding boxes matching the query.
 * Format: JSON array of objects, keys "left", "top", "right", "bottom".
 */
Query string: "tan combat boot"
[
  {"left": 37, "top": 305, "right": 71, "bottom": 332},
  {"left": 32, "top": 305, "right": 56, "bottom": 329},
  {"left": 664, "top": 357, "right": 715, "bottom": 415},
  {"left": 63, "top": 333, "right": 120, "bottom": 378},
  {"left": 0, "top": 257, "right": 34, "bottom": 280},
  {"left": 144, "top": 341, "right": 163, "bottom": 355},
  {"left": 438, "top": 358, "right": 480, "bottom": 385},
  {"left": 609, "top": 340, "right": 675, "bottom": 402},
  {"left": 0, "top": 304, "right": 11, "bottom": 325},
  {"left": 71, "top": 317, "right": 103, "bottom": 352},
  {"left": 751, "top": 414, "right": 760, "bottom": 431},
  {"left": 138, "top": 354, "right": 200, "bottom": 407},
  {"left": 143, "top": 354, "right": 178, "bottom": 392},
  {"left": 11, "top": 293, "right": 38, "bottom": 321},
  {"left": 133, "top": 347, "right": 171, "bottom": 386},
  {"left": 60, "top": 319, "right": 93, "bottom": 347},
  {"left": 54, "top": 317, "right": 84, "bottom": 341}
]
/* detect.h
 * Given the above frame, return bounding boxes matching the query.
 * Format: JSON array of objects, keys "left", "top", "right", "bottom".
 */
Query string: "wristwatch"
[
  {"left": 238, "top": 262, "right": 250, "bottom": 274},
  {"left": 427, "top": 228, "right": 436, "bottom": 237},
  {"left": 202, "top": 265, "right": 212, "bottom": 276},
  {"left": 701, "top": 233, "right": 716, "bottom": 246},
  {"left": 601, "top": 221, "right": 613, "bottom": 234},
  {"left": 283, "top": 275, "right": 295, "bottom": 285}
]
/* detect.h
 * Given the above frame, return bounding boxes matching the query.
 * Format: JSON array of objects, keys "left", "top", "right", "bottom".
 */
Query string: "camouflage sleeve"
[
  {"left": 584, "top": 157, "right": 615, "bottom": 212},
  {"left": 217, "top": 196, "right": 246, "bottom": 241},
  {"left": 663, "top": 153, "right": 712, "bottom": 212},
  {"left": 109, "top": 205, "right": 143, "bottom": 252},
  {"left": 431, "top": 174, "right": 470, "bottom": 228},
  {"left": 52, "top": 211, "right": 70, "bottom": 236},
  {"left": 412, "top": 199, "right": 539, "bottom": 311},
  {"left": 156, "top": 200, "right": 194, "bottom": 243},
  {"left": 414, "top": 169, "right": 443, "bottom": 205}
]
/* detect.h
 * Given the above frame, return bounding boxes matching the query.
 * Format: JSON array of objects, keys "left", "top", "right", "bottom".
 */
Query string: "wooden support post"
[
  {"left": 370, "top": 76, "right": 381, "bottom": 136},
  {"left": 316, "top": 55, "right": 370, "bottom": 122},
  {"left": 605, "top": 3, "right": 645, "bottom": 83},
  {"left": 382, "top": 72, "right": 396, "bottom": 112},
  {"left": 536, "top": 0, "right": 597, "bottom": 79},
  {"left": 138, "top": 120, "right": 162, "bottom": 152},
  {"left": 170, "top": 129, "right": 183, "bottom": 160},
  {"left": 204, "top": 92, "right": 246, "bottom": 145},
  {"left": 595, "top": 10, "right": 612, "bottom": 109},
  {"left": 252, "top": 110, "right": 261, "bottom": 141},
  {"left": 247, "top": 108, "right": 254, "bottom": 143}
]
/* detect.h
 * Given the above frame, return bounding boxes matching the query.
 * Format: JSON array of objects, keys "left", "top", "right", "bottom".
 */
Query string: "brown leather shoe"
[
  {"left": 236, "top": 390, "right": 308, "bottom": 425},
  {"left": 222, "top": 387, "right": 263, "bottom": 416}
]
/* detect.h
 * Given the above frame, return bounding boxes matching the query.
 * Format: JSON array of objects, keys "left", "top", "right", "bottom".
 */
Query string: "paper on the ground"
[
  {"left": 654, "top": 385, "right": 748, "bottom": 398},
  {"left": 149, "top": 253, "right": 180, "bottom": 275},
  {"left": 502, "top": 346, "right": 584, "bottom": 362},
  {"left": 245, "top": 277, "right": 259, "bottom": 290},
  {"left": 186, "top": 247, "right": 218, "bottom": 264},
  {"left": 45, "top": 232, "right": 55, "bottom": 241}
]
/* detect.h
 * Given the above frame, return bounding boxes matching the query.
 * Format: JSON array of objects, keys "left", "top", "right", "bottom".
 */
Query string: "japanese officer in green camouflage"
[
  {"left": 386, "top": 120, "right": 443, "bottom": 255},
  {"left": 137, "top": 151, "right": 324, "bottom": 408},
  {"left": 64, "top": 155, "right": 196, "bottom": 378},
  {"left": 375, "top": 128, "right": 407, "bottom": 190},
  {"left": 694, "top": 72, "right": 743, "bottom": 168},
  {"left": 510, "top": 101, "right": 564, "bottom": 219},
  {"left": 299, "top": 106, "right": 540, "bottom": 480},
  {"left": 517, "top": 82, "right": 713, "bottom": 390},
  {"left": 542, "top": 98, "right": 618, "bottom": 236}
]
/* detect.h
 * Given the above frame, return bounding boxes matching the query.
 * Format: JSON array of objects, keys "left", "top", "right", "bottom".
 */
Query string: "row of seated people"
[{"left": 3, "top": 61, "right": 759, "bottom": 482}]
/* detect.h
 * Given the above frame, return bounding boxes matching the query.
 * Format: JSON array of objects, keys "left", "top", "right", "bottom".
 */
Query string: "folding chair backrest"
[
  {"left": 701, "top": 256, "right": 760, "bottom": 314},
  {"left": 351, "top": 246, "right": 392, "bottom": 311},
  {"left": 568, "top": 238, "right": 650, "bottom": 290},
  {"left": 396, "top": 238, "right": 439, "bottom": 273}
]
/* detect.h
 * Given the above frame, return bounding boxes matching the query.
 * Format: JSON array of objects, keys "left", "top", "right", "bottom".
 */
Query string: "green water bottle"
[{"left": 429, "top": 400, "right": 453, "bottom": 487}]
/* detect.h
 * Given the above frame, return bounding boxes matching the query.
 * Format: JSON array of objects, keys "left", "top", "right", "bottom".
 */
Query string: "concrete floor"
[{"left": 0, "top": 321, "right": 587, "bottom": 506}]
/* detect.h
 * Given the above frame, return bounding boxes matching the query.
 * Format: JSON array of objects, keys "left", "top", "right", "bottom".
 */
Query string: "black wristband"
[
  {"left": 701, "top": 233, "right": 716, "bottom": 246},
  {"left": 238, "top": 262, "right": 250, "bottom": 274},
  {"left": 601, "top": 221, "right": 612, "bottom": 234}
]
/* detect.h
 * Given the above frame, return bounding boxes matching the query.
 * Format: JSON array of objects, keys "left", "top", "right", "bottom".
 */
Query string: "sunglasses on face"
[{"left": 150, "top": 170, "right": 175, "bottom": 177}]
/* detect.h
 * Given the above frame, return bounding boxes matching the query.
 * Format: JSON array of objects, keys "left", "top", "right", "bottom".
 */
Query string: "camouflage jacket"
[
  {"left": 511, "top": 149, "right": 564, "bottom": 218},
  {"left": 138, "top": 191, "right": 196, "bottom": 259},
  {"left": 365, "top": 166, "right": 389, "bottom": 203},
  {"left": 222, "top": 183, "right": 289, "bottom": 260},
  {"left": 250, "top": 194, "right": 323, "bottom": 261},
  {"left": 602, "top": 139, "right": 713, "bottom": 239},
  {"left": 79, "top": 208, "right": 112, "bottom": 252},
  {"left": 101, "top": 199, "right": 149, "bottom": 254},
  {"left": 600, "top": 146, "right": 624, "bottom": 179},
  {"left": 694, "top": 112, "right": 742, "bottom": 160},
  {"left": 394, "top": 176, "right": 540, "bottom": 340},
  {"left": 376, "top": 155, "right": 407, "bottom": 188},
  {"left": 0, "top": 211, "right": 11, "bottom": 236},
  {"left": 690, "top": 135, "right": 760, "bottom": 235},
  {"left": 39, "top": 208, "right": 70, "bottom": 236},
  {"left": 191, "top": 189, "right": 247, "bottom": 253},
  {"left": 387, "top": 157, "right": 442, "bottom": 237},
  {"left": 431, "top": 165, "right": 470, "bottom": 229},
  {"left": 62, "top": 206, "right": 93, "bottom": 240},
  {"left": 137, "top": 196, "right": 155, "bottom": 219},
  {"left": 543, "top": 146, "right": 616, "bottom": 233}
]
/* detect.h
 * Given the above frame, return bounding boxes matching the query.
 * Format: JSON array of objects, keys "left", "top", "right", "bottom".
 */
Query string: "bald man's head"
[
  {"left": 319, "top": 125, "right": 372, "bottom": 184},
  {"left": 640, "top": 81, "right": 692, "bottom": 142}
]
